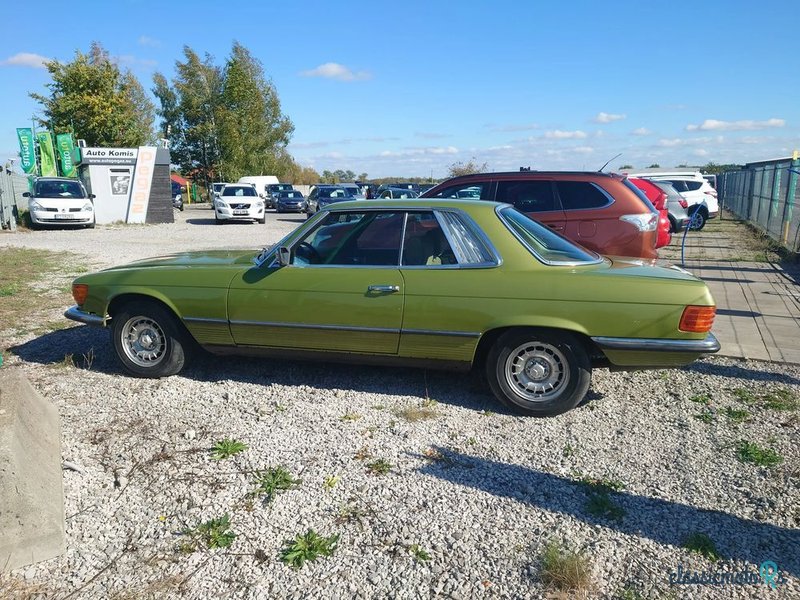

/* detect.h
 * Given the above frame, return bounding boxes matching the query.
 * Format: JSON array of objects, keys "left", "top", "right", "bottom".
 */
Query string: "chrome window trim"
[
  {"left": 495, "top": 204, "right": 603, "bottom": 267},
  {"left": 434, "top": 210, "right": 502, "bottom": 268}
]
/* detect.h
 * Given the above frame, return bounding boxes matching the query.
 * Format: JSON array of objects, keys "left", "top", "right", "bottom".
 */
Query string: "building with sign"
[{"left": 77, "top": 145, "right": 173, "bottom": 224}]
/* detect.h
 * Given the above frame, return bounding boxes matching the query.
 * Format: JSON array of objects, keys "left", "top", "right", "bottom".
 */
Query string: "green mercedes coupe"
[{"left": 65, "top": 199, "right": 719, "bottom": 417}]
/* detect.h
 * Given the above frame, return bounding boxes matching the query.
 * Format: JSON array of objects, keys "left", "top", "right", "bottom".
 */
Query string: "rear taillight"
[
  {"left": 620, "top": 213, "right": 658, "bottom": 232},
  {"left": 708, "top": 189, "right": 717, "bottom": 197},
  {"left": 679, "top": 305, "right": 716, "bottom": 333},
  {"left": 72, "top": 284, "right": 88, "bottom": 305},
  {"left": 655, "top": 192, "right": 668, "bottom": 210},
  {"left": 679, "top": 199, "right": 688, "bottom": 209}
]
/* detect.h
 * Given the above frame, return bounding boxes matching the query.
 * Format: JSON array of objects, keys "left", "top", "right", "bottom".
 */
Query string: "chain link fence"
[
  {"left": 0, "top": 169, "right": 30, "bottom": 230},
  {"left": 718, "top": 156, "right": 800, "bottom": 252}
]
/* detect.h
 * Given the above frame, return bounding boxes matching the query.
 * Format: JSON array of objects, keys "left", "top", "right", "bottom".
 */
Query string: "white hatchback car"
[
  {"left": 214, "top": 184, "right": 266, "bottom": 224},
  {"left": 24, "top": 177, "right": 95, "bottom": 228},
  {"left": 627, "top": 170, "right": 718, "bottom": 230}
]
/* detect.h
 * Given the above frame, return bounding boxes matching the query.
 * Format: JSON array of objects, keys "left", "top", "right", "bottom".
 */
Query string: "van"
[{"left": 237, "top": 176, "right": 279, "bottom": 201}]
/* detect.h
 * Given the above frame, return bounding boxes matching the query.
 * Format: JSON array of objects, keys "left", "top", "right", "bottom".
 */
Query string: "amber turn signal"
[
  {"left": 679, "top": 305, "right": 716, "bottom": 333},
  {"left": 72, "top": 284, "right": 89, "bottom": 305}
]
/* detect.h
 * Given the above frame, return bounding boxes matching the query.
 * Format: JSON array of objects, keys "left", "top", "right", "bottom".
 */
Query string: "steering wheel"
[{"left": 295, "top": 242, "right": 322, "bottom": 264}]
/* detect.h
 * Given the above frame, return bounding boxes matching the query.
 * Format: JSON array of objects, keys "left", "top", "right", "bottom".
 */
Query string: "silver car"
[{"left": 652, "top": 181, "right": 690, "bottom": 233}]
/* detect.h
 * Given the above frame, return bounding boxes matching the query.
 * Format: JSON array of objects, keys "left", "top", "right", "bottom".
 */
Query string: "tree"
[
  {"left": 31, "top": 42, "right": 154, "bottom": 146},
  {"left": 358, "top": 172, "right": 368, "bottom": 181},
  {"left": 647, "top": 163, "right": 661, "bottom": 168},
  {"left": 619, "top": 164, "right": 633, "bottom": 170},
  {"left": 447, "top": 157, "right": 488, "bottom": 178}
]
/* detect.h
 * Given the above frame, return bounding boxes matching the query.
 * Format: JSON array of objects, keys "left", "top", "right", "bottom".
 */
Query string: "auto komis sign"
[{"left": 79, "top": 147, "right": 138, "bottom": 165}]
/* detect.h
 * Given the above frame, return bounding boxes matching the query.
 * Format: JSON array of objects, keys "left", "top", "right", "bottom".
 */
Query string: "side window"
[
  {"left": 685, "top": 181, "right": 703, "bottom": 191},
  {"left": 496, "top": 181, "right": 558, "bottom": 212},
  {"left": 431, "top": 182, "right": 490, "bottom": 199},
  {"left": 402, "top": 212, "right": 457, "bottom": 266},
  {"left": 667, "top": 180, "right": 688, "bottom": 192},
  {"left": 293, "top": 212, "right": 402, "bottom": 266},
  {"left": 437, "top": 211, "right": 496, "bottom": 265},
  {"left": 555, "top": 182, "right": 611, "bottom": 210}
]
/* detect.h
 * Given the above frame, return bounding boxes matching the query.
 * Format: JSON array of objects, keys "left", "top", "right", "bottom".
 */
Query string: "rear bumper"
[
  {"left": 591, "top": 333, "right": 720, "bottom": 354},
  {"left": 64, "top": 305, "right": 108, "bottom": 327}
]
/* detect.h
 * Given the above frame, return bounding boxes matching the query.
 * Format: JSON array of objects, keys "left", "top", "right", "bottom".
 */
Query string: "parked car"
[
  {"left": 214, "top": 184, "right": 266, "bottom": 224},
  {"left": 65, "top": 198, "right": 719, "bottom": 418},
  {"left": 274, "top": 190, "right": 306, "bottom": 213},
  {"left": 339, "top": 183, "right": 366, "bottom": 199},
  {"left": 378, "top": 187, "right": 420, "bottom": 199},
  {"left": 422, "top": 172, "right": 660, "bottom": 259},
  {"left": 305, "top": 185, "right": 359, "bottom": 218},
  {"left": 212, "top": 183, "right": 229, "bottom": 199},
  {"left": 628, "top": 177, "right": 683, "bottom": 243},
  {"left": 378, "top": 182, "right": 421, "bottom": 195},
  {"left": 651, "top": 181, "right": 690, "bottom": 232},
  {"left": 625, "top": 170, "right": 718, "bottom": 230},
  {"left": 267, "top": 183, "right": 295, "bottom": 208},
  {"left": 172, "top": 194, "right": 184, "bottom": 211},
  {"left": 23, "top": 177, "right": 95, "bottom": 229}
]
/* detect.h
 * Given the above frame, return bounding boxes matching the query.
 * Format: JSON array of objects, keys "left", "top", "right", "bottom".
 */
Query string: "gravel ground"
[{"left": 1, "top": 207, "right": 798, "bottom": 599}]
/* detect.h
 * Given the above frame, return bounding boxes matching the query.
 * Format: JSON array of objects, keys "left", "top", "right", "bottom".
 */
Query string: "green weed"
[
  {"left": 722, "top": 407, "right": 749, "bottom": 423},
  {"left": 210, "top": 438, "right": 247, "bottom": 460},
  {"left": 279, "top": 529, "right": 339, "bottom": 569},
  {"left": 409, "top": 544, "right": 431, "bottom": 562},
  {"left": 185, "top": 514, "right": 236, "bottom": 550},
  {"left": 689, "top": 393, "right": 712, "bottom": 405},
  {"left": 682, "top": 532, "right": 720, "bottom": 561},
  {"left": 252, "top": 466, "right": 300, "bottom": 503},
  {"left": 735, "top": 440, "right": 782, "bottom": 467},
  {"left": 365, "top": 458, "right": 392, "bottom": 475}
]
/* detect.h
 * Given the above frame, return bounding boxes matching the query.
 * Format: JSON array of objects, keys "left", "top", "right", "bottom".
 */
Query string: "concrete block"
[{"left": 0, "top": 370, "right": 65, "bottom": 572}]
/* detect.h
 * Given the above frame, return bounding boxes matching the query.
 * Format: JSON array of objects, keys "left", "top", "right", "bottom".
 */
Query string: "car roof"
[
  {"left": 319, "top": 198, "right": 501, "bottom": 211},
  {"left": 34, "top": 177, "right": 81, "bottom": 183},
  {"left": 438, "top": 171, "right": 625, "bottom": 181}
]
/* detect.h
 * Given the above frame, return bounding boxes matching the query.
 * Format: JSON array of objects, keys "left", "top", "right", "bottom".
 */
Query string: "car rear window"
[
  {"left": 498, "top": 206, "right": 600, "bottom": 264},
  {"left": 685, "top": 181, "right": 703, "bottom": 191},
  {"left": 496, "top": 181, "right": 558, "bottom": 212},
  {"left": 555, "top": 181, "right": 611, "bottom": 210}
]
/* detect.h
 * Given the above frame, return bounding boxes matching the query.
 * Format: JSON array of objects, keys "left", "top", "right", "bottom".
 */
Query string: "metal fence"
[
  {"left": 718, "top": 155, "right": 800, "bottom": 252},
  {"left": 0, "top": 170, "right": 30, "bottom": 230}
]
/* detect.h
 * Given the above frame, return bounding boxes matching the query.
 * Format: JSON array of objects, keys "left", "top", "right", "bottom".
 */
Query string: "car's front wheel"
[
  {"left": 486, "top": 328, "right": 591, "bottom": 417},
  {"left": 111, "top": 300, "right": 189, "bottom": 377},
  {"left": 689, "top": 206, "right": 707, "bottom": 230}
]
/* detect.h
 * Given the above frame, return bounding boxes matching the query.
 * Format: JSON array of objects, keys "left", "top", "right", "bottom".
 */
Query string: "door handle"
[
  {"left": 368, "top": 284, "right": 400, "bottom": 293},
  {"left": 547, "top": 224, "right": 564, "bottom": 231}
]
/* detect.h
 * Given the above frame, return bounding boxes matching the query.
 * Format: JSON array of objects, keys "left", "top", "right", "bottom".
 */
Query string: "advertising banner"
[
  {"left": 56, "top": 133, "right": 77, "bottom": 177},
  {"left": 16, "top": 128, "right": 37, "bottom": 174},
  {"left": 36, "top": 132, "right": 58, "bottom": 177},
  {"left": 126, "top": 146, "right": 157, "bottom": 223}
]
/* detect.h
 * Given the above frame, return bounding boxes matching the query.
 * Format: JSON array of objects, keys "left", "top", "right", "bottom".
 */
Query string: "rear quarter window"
[{"left": 430, "top": 182, "right": 491, "bottom": 199}]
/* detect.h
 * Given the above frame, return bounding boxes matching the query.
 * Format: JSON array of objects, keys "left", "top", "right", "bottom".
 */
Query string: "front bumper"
[
  {"left": 31, "top": 210, "right": 94, "bottom": 225},
  {"left": 64, "top": 305, "right": 108, "bottom": 327},
  {"left": 215, "top": 207, "right": 264, "bottom": 221},
  {"left": 591, "top": 333, "right": 720, "bottom": 354},
  {"left": 276, "top": 203, "right": 306, "bottom": 212}
]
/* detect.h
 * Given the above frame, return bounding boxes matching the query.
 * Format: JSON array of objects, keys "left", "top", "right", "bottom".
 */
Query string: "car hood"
[{"left": 105, "top": 249, "right": 260, "bottom": 271}]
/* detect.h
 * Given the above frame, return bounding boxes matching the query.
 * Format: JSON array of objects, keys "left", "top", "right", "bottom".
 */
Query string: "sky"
[{"left": 2, "top": 0, "right": 797, "bottom": 179}]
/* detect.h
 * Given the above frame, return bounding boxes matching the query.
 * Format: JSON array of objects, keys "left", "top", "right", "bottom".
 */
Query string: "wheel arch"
[{"left": 106, "top": 292, "right": 198, "bottom": 348}]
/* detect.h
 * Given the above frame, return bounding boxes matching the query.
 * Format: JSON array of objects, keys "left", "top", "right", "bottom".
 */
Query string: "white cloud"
[
  {"left": 379, "top": 146, "right": 458, "bottom": 158},
  {"left": 113, "top": 54, "right": 158, "bottom": 69},
  {"left": 692, "top": 149, "right": 709, "bottom": 157},
  {"left": 486, "top": 122, "right": 540, "bottom": 132},
  {"left": 657, "top": 138, "right": 684, "bottom": 147},
  {"left": 686, "top": 118, "right": 785, "bottom": 132},
  {"left": 593, "top": 112, "right": 626, "bottom": 123},
  {"left": 574, "top": 146, "right": 595, "bottom": 154},
  {"left": 544, "top": 130, "right": 588, "bottom": 140},
  {"left": 631, "top": 127, "right": 651, "bottom": 136},
  {"left": 300, "top": 62, "right": 371, "bottom": 82},
  {"left": 0, "top": 52, "right": 49, "bottom": 68},
  {"left": 138, "top": 36, "right": 161, "bottom": 48}
]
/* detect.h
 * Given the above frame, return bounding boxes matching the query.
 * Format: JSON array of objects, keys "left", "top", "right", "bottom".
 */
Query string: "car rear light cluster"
[
  {"left": 619, "top": 213, "right": 658, "bottom": 232},
  {"left": 679, "top": 199, "right": 688, "bottom": 209},
  {"left": 707, "top": 189, "right": 718, "bottom": 197},
  {"left": 679, "top": 305, "right": 716, "bottom": 333},
  {"left": 72, "top": 284, "right": 88, "bottom": 305}
]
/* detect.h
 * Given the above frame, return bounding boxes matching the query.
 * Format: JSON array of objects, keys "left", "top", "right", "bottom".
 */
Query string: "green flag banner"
[
  {"left": 56, "top": 133, "right": 77, "bottom": 177},
  {"left": 16, "top": 128, "right": 37, "bottom": 174},
  {"left": 37, "top": 132, "right": 58, "bottom": 177}
]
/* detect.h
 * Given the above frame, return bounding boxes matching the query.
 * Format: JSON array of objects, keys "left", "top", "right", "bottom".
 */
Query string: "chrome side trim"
[
  {"left": 402, "top": 329, "right": 481, "bottom": 339},
  {"left": 184, "top": 317, "right": 229, "bottom": 325},
  {"left": 64, "top": 305, "right": 108, "bottom": 327},
  {"left": 591, "top": 333, "right": 720, "bottom": 353},
  {"left": 229, "top": 320, "right": 400, "bottom": 334}
]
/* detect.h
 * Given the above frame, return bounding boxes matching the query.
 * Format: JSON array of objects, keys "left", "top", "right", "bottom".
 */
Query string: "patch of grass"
[
  {"left": 279, "top": 529, "right": 339, "bottom": 569},
  {"left": 210, "top": 438, "right": 248, "bottom": 460},
  {"left": 694, "top": 409, "right": 716, "bottom": 424},
  {"left": 682, "top": 532, "right": 720, "bottom": 562},
  {"left": 580, "top": 476, "right": 625, "bottom": 521},
  {"left": 616, "top": 584, "right": 646, "bottom": 600},
  {"left": 722, "top": 407, "right": 749, "bottom": 423},
  {"left": 0, "top": 284, "right": 19, "bottom": 297},
  {"left": 761, "top": 389, "right": 798, "bottom": 411},
  {"left": 735, "top": 440, "right": 782, "bottom": 467},
  {"left": 339, "top": 412, "right": 361, "bottom": 421},
  {"left": 185, "top": 514, "right": 236, "bottom": 550},
  {"left": 539, "top": 540, "right": 592, "bottom": 593},
  {"left": 689, "top": 393, "right": 712, "bottom": 405},
  {"left": 409, "top": 544, "right": 431, "bottom": 562},
  {"left": 323, "top": 475, "right": 340, "bottom": 490},
  {"left": 252, "top": 466, "right": 300, "bottom": 503},
  {"left": 394, "top": 405, "right": 437, "bottom": 422},
  {"left": 365, "top": 458, "right": 392, "bottom": 475},
  {"left": 467, "top": 437, "right": 477, "bottom": 446},
  {"left": 733, "top": 388, "right": 756, "bottom": 403},
  {"left": 579, "top": 476, "right": 624, "bottom": 492}
]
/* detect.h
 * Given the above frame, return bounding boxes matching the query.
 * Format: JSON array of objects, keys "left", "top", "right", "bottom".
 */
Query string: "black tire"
[
  {"left": 258, "top": 214, "right": 266, "bottom": 224},
  {"left": 86, "top": 218, "right": 96, "bottom": 229},
  {"left": 485, "top": 328, "right": 591, "bottom": 417},
  {"left": 111, "top": 300, "right": 189, "bottom": 377},
  {"left": 215, "top": 213, "right": 222, "bottom": 224},
  {"left": 689, "top": 207, "right": 707, "bottom": 231},
  {"left": 668, "top": 214, "right": 678, "bottom": 234}
]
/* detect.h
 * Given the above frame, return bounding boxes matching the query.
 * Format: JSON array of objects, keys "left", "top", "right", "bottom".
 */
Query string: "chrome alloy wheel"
[
  {"left": 120, "top": 316, "right": 166, "bottom": 368},
  {"left": 504, "top": 341, "right": 569, "bottom": 403}
]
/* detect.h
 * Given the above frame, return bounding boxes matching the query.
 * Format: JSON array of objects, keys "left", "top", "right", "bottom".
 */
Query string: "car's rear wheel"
[
  {"left": 486, "top": 328, "right": 591, "bottom": 417},
  {"left": 111, "top": 300, "right": 188, "bottom": 378}
]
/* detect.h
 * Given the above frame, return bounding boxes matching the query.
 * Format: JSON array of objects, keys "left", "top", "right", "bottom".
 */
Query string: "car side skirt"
[{"left": 201, "top": 344, "right": 473, "bottom": 372}]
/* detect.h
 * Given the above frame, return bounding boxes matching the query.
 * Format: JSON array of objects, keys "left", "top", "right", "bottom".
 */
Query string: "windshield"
[
  {"left": 34, "top": 180, "right": 85, "bottom": 198},
  {"left": 498, "top": 206, "right": 600, "bottom": 264},
  {"left": 213, "top": 184, "right": 225, "bottom": 192},
  {"left": 222, "top": 186, "right": 257, "bottom": 197},
  {"left": 279, "top": 191, "right": 302, "bottom": 199}
]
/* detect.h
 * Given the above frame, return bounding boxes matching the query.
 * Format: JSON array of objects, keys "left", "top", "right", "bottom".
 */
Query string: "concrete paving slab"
[{"left": 0, "top": 369, "right": 65, "bottom": 573}]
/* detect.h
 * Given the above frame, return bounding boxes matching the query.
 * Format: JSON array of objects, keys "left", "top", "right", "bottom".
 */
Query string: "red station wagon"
[{"left": 421, "top": 172, "right": 660, "bottom": 259}]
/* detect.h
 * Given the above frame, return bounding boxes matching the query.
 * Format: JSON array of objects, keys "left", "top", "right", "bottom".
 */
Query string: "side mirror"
[
  {"left": 22, "top": 192, "right": 30, "bottom": 197},
  {"left": 89, "top": 194, "right": 96, "bottom": 199},
  {"left": 277, "top": 246, "right": 291, "bottom": 266}
]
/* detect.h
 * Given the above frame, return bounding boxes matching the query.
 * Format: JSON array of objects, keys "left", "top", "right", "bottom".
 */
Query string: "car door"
[
  {"left": 227, "top": 210, "right": 404, "bottom": 354},
  {"left": 495, "top": 179, "right": 566, "bottom": 231}
]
